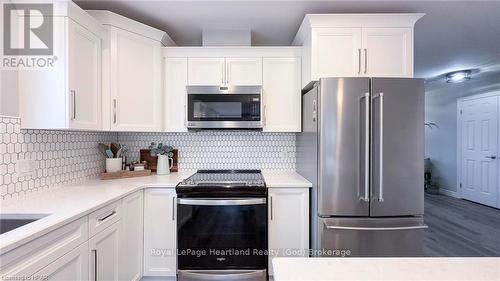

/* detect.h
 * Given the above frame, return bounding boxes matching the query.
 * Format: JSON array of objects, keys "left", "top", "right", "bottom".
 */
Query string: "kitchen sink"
[{"left": 0, "top": 214, "right": 50, "bottom": 235}]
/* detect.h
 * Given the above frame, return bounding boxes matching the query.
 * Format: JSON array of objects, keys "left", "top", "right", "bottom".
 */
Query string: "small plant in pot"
[{"left": 149, "top": 142, "right": 174, "bottom": 175}]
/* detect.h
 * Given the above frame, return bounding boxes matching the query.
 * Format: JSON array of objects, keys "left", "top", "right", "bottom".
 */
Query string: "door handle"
[
  {"left": 172, "top": 196, "right": 176, "bottom": 221},
  {"left": 270, "top": 195, "right": 273, "bottom": 221},
  {"left": 358, "top": 49, "right": 361, "bottom": 75},
  {"left": 323, "top": 221, "right": 428, "bottom": 231},
  {"left": 360, "top": 93, "right": 370, "bottom": 202},
  {"left": 113, "top": 99, "right": 117, "bottom": 124},
  {"left": 70, "top": 90, "right": 76, "bottom": 120},
  {"left": 485, "top": 156, "right": 497, "bottom": 159},
  {"left": 364, "top": 48, "right": 368, "bottom": 74},
  {"left": 373, "top": 92, "right": 384, "bottom": 202},
  {"left": 92, "top": 249, "right": 98, "bottom": 281}
]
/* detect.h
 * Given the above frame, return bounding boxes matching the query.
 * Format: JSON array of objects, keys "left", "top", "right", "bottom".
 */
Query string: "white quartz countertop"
[
  {"left": 272, "top": 257, "right": 500, "bottom": 281},
  {"left": 0, "top": 170, "right": 310, "bottom": 253}
]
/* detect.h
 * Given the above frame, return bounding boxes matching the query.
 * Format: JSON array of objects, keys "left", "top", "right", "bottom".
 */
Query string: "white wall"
[{"left": 425, "top": 73, "right": 500, "bottom": 192}]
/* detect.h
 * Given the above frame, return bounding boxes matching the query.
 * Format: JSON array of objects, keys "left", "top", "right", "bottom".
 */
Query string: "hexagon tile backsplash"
[
  {"left": 1, "top": 116, "right": 296, "bottom": 200},
  {"left": 0, "top": 116, "right": 117, "bottom": 200}
]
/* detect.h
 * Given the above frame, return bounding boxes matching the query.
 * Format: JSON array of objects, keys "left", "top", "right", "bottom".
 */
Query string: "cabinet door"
[
  {"left": 68, "top": 19, "right": 102, "bottom": 130},
  {"left": 143, "top": 189, "right": 176, "bottom": 277},
  {"left": 362, "top": 28, "right": 413, "bottom": 77},
  {"left": 225, "top": 58, "right": 262, "bottom": 85},
  {"left": 34, "top": 242, "right": 89, "bottom": 281},
  {"left": 164, "top": 57, "right": 188, "bottom": 132},
  {"left": 268, "top": 188, "right": 309, "bottom": 276},
  {"left": 262, "top": 57, "right": 302, "bottom": 132},
  {"left": 110, "top": 27, "right": 162, "bottom": 131},
  {"left": 88, "top": 222, "right": 120, "bottom": 281},
  {"left": 120, "top": 191, "right": 144, "bottom": 281},
  {"left": 187, "top": 58, "right": 225, "bottom": 85},
  {"left": 311, "top": 27, "right": 362, "bottom": 79}
]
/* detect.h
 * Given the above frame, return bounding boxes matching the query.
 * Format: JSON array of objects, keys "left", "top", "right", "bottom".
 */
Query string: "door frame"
[{"left": 456, "top": 91, "right": 500, "bottom": 208}]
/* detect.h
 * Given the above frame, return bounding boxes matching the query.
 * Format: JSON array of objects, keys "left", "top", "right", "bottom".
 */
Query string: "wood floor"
[{"left": 424, "top": 193, "right": 500, "bottom": 256}]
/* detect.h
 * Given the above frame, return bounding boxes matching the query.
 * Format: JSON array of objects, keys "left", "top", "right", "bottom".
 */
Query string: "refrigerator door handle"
[
  {"left": 360, "top": 93, "right": 370, "bottom": 202},
  {"left": 323, "top": 221, "right": 428, "bottom": 231},
  {"left": 373, "top": 92, "right": 384, "bottom": 202}
]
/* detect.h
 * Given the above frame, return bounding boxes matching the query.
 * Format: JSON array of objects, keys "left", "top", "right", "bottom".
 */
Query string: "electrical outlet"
[
  {"left": 16, "top": 159, "right": 37, "bottom": 175},
  {"left": 280, "top": 150, "right": 289, "bottom": 160}
]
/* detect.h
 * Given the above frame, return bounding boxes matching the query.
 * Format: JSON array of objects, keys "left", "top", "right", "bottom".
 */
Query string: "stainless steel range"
[{"left": 176, "top": 170, "right": 267, "bottom": 281}]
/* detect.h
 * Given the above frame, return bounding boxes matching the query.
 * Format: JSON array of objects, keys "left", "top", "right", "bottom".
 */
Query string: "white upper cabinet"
[
  {"left": 19, "top": 2, "right": 105, "bottom": 130},
  {"left": 263, "top": 57, "right": 302, "bottom": 132},
  {"left": 68, "top": 19, "right": 102, "bottom": 130},
  {"left": 164, "top": 57, "right": 188, "bottom": 132},
  {"left": 187, "top": 57, "right": 262, "bottom": 85},
  {"left": 293, "top": 14, "right": 424, "bottom": 85},
  {"left": 188, "top": 58, "right": 225, "bottom": 85},
  {"left": 109, "top": 27, "right": 162, "bottom": 131},
  {"left": 362, "top": 27, "right": 413, "bottom": 77},
  {"left": 88, "top": 10, "right": 174, "bottom": 132},
  {"left": 225, "top": 58, "right": 262, "bottom": 85},
  {"left": 312, "top": 28, "right": 362, "bottom": 78}
]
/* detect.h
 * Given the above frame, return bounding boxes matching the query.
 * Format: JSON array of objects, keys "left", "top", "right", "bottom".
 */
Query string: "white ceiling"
[{"left": 75, "top": 0, "right": 500, "bottom": 81}]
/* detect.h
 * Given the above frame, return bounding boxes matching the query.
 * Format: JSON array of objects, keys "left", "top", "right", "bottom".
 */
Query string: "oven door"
[
  {"left": 177, "top": 198, "right": 267, "bottom": 273},
  {"left": 186, "top": 86, "right": 262, "bottom": 129}
]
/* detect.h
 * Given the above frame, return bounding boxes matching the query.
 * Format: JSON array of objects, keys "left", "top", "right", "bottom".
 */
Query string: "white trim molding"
[{"left": 439, "top": 188, "right": 460, "bottom": 198}]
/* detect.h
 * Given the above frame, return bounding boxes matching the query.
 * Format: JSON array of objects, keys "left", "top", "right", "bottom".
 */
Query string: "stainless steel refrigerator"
[{"left": 297, "top": 77, "right": 426, "bottom": 257}]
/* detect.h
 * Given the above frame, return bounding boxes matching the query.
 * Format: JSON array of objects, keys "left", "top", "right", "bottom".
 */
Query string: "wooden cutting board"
[{"left": 100, "top": 169, "right": 151, "bottom": 180}]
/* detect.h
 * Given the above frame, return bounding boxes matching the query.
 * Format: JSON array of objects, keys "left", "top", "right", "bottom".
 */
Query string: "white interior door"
[{"left": 460, "top": 95, "right": 498, "bottom": 207}]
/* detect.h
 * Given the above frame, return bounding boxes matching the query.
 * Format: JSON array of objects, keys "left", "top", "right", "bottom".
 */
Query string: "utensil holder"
[{"left": 106, "top": 158, "right": 122, "bottom": 173}]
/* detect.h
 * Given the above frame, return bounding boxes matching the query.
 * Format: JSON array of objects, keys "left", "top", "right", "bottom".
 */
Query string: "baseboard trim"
[{"left": 439, "top": 188, "right": 460, "bottom": 198}]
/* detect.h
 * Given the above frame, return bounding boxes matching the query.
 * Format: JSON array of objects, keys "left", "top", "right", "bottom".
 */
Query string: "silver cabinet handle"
[
  {"left": 364, "top": 48, "right": 368, "bottom": 74},
  {"left": 485, "top": 156, "right": 497, "bottom": 159},
  {"left": 263, "top": 105, "right": 267, "bottom": 126},
  {"left": 172, "top": 196, "right": 176, "bottom": 221},
  {"left": 360, "top": 93, "right": 370, "bottom": 202},
  {"left": 323, "top": 222, "right": 428, "bottom": 231},
  {"left": 98, "top": 210, "right": 116, "bottom": 222},
  {"left": 70, "top": 90, "right": 76, "bottom": 120},
  {"left": 113, "top": 99, "right": 117, "bottom": 124},
  {"left": 92, "top": 249, "right": 98, "bottom": 281},
  {"left": 178, "top": 198, "right": 266, "bottom": 206},
  {"left": 373, "top": 92, "right": 384, "bottom": 202},
  {"left": 358, "top": 49, "right": 361, "bottom": 74},
  {"left": 270, "top": 195, "right": 273, "bottom": 220},
  {"left": 184, "top": 104, "right": 187, "bottom": 127},
  {"left": 179, "top": 270, "right": 265, "bottom": 280}
]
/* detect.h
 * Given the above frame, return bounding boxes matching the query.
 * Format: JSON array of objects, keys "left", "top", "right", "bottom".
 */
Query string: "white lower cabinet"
[
  {"left": 34, "top": 242, "right": 89, "bottom": 281},
  {"left": 120, "top": 191, "right": 144, "bottom": 281},
  {"left": 88, "top": 222, "right": 121, "bottom": 281},
  {"left": 143, "top": 189, "right": 177, "bottom": 277},
  {"left": 268, "top": 188, "right": 310, "bottom": 276}
]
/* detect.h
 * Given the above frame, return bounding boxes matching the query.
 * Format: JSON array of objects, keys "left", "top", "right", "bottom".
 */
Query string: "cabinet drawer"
[
  {"left": 88, "top": 201, "right": 121, "bottom": 237},
  {"left": 0, "top": 217, "right": 88, "bottom": 279}
]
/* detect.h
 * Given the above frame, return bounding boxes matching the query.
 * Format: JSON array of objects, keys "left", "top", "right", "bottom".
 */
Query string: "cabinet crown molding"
[
  {"left": 293, "top": 13, "right": 425, "bottom": 45},
  {"left": 86, "top": 10, "right": 175, "bottom": 46}
]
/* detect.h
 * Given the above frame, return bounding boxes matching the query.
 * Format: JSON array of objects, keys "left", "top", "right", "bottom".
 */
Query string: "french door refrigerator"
[{"left": 297, "top": 77, "right": 426, "bottom": 257}]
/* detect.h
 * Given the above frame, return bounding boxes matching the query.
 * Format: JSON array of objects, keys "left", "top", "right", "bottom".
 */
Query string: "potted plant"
[{"left": 149, "top": 142, "right": 174, "bottom": 175}]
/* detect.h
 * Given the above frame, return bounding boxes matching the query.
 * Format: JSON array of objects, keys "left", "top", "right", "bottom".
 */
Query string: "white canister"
[
  {"left": 106, "top": 158, "right": 122, "bottom": 173},
  {"left": 157, "top": 154, "right": 174, "bottom": 175}
]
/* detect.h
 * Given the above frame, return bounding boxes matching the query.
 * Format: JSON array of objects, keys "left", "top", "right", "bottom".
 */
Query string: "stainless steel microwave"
[{"left": 186, "top": 85, "right": 262, "bottom": 129}]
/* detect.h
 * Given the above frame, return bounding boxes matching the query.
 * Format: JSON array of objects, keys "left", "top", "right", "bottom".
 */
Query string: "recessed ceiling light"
[{"left": 446, "top": 70, "right": 472, "bottom": 83}]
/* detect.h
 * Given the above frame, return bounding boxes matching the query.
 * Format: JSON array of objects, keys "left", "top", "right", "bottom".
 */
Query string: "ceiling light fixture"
[{"left": 445, "top": 70, "right": 472, "bottom": 83}]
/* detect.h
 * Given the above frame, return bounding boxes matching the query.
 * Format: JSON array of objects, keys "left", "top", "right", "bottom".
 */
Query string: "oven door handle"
[
  {"left": 177, "top": 198, "right": 266, "bottom": 206},
  {"left": 178, "top": 270, "right": 266, "bottom": 280}
]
